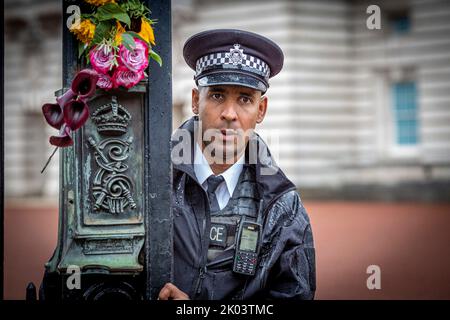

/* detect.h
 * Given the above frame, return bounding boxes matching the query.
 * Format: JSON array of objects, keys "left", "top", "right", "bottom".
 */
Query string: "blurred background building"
[
  {"left": 173, "top": 0, "right": 450, "bottom": 201},
  {"left": 4, "top": 0, "right": 450, "bottom": 299},
  {"left": 5, "top": 0, "right": 450, "bottom": 201}
]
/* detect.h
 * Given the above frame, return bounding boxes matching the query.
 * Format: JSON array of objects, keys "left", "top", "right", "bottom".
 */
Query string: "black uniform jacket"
[{"left": 171, "top": 117, "right": 316, "bottom": 300}]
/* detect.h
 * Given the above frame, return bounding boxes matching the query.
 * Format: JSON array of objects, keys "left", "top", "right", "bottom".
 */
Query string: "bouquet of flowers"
[
  {"left": 70, "top": 0, "right": 162, "bottom": 89},
  {"left": 40, "top": 0, "right": 161, "bottom": 171}
]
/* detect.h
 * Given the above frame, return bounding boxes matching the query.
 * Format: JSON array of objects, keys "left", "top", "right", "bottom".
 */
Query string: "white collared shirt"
[{"left": 193, "top": 143, "right": 245, "bottom": 210}]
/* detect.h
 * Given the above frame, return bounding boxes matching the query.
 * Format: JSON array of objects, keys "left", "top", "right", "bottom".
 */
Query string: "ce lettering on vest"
[{"left": 209, "top": 223, "right": 228, "bottom": 248}]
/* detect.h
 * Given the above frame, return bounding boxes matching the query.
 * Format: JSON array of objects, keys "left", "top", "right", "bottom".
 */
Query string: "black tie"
[{"left": 206, "top": 175, "right": 224, "bottom": 212}]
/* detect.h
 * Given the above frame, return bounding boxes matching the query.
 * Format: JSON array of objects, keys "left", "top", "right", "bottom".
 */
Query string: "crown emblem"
[
  {"left": 226, "top": 44, "right": 244, "bottom": 65},
  {"left": 91, "top": 96, "right": 131, "bottom": 136}
]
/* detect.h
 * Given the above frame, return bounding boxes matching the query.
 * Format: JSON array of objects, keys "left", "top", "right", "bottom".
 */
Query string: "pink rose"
[
  {"left": 112, "top": 66, "right": 144, "bottom": 89},
  {"left": 89, "top": 46, "right": 115, "bottom": 74},
  {"left": 96, "top": 73, "right": 114, "bottom": 90},
  {"left": 118, "top": 39, "right": 149, "bottom": 73}
]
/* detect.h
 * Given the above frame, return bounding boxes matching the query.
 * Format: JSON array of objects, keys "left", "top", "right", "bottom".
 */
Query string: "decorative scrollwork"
[{"left": 89, "top": 96, "right": 136, "bottom": 215}]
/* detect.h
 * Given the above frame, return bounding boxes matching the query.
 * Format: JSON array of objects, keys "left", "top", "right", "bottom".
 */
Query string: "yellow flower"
[
  {"left": 70, "top": 19, "right": 95, "bottom": 44},
  {"left": 114, "top": 21, "right": 126, "bottom": 46},
  {"left": 84, "top": 0, "right": 115, "bottom": 6},
  {"left": 138, "top": 18, "right": 155, "bottom": 46}
]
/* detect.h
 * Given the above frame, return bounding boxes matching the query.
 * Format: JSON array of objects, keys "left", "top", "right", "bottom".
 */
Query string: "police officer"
[{"left": 158, "top": 29, "right": 316, "bottom": 300}]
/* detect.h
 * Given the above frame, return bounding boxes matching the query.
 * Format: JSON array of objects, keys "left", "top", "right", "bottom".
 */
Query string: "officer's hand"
[{"left": 158, "top": 283, "right": 190, "bottom": 300}]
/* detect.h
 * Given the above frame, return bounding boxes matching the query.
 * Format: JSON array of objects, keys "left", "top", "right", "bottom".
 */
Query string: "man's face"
[{"left": 192, "top": 85, "right": 268, "bottom": 164}]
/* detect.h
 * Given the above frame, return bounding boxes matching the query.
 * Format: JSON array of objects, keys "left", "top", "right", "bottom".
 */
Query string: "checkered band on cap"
[{"left": 195, "top": 52, "right": 271, "bottom": 81}]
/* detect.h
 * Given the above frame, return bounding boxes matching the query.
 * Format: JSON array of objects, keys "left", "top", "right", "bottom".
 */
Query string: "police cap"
[{"left": 183, "top": 29, "right": 284, "bottom": 93}]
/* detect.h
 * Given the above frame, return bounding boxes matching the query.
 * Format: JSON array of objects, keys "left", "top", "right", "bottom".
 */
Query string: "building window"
[
  {"left": 389, "top": 11, "right": 411, "bottom": 35},
  {"left": 393, "top": 16, "right": 410, "bottom": 34},
  {"left": 392, "top": 82, "right": 418, "bottom": 145}
]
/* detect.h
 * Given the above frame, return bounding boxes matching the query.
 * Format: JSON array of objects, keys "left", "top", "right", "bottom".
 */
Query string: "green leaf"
[
  {"left": 78, "top": 42, "right": 88, "bottom": 59},
  {"left": 97, "top": 3, "right": 131, "bottom": 27},
  {"left": 119, "top": 0, "right": 151, "bottom": 19},
  {"left": 124, "top": 31, "right": 146, "bottom": 43},
  {"left": 81, "top": 13, "right": 95, "bottom": 22},
  {"left": 121, "top": 33, "right": 136, "bottom": 51},
  {"left": 92, "top": 20, "right": 114, "bottom": 45},
  {"left": 149, "top": 49, "right": 162, "bottom": 67}
]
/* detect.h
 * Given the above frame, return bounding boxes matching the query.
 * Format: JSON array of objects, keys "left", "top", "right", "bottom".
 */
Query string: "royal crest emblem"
[{"left": 226, "top": 44, "right": 244, "bottom": 65}]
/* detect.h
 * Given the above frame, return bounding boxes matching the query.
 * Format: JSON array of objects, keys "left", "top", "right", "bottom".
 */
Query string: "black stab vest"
[{"left": 207, "top": 166, "right": 260, "bottom": 262}]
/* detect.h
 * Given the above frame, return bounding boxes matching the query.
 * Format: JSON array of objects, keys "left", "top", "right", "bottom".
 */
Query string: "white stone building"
[{"left": 5, "top": 0, "right": 450, "bottom": 200}]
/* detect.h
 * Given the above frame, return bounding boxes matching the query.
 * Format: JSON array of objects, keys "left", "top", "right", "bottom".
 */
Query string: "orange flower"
[
  {"left": 114, "top": 21, "right": 126, "bottom": 46},
  {"left": 84, "top": 0, "right": 115, "bottom": 6},
  {"left": 70, "top": 19, "right": 95, "bottom": 44},
  {"left": 138, "top": 18, "right": 155, "bottom": 46}
]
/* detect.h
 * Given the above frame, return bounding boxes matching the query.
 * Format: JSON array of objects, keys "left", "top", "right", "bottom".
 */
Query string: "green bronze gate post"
[
  {"left": 38, "top": 0, "right": 172, "bottom": 300},
  {"left": 143, "top": 0, "right": 173, "bottom": 300}
]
